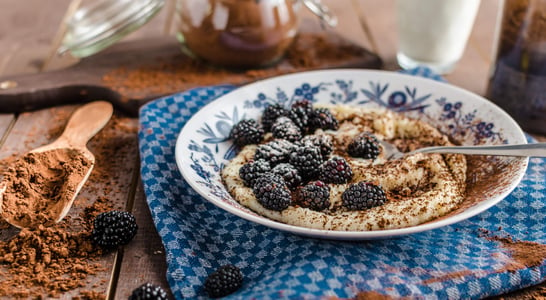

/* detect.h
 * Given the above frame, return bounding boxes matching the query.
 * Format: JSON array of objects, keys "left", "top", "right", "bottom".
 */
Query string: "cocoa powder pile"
[
  {"left": 0, "top": 113, "right": 137, "bottom": 299},
  {"left": 0, "top": 224, "right": 103, "bottom": 298},
  {"left": 1, "top": 148, "right": 92, "bottom": 228}
]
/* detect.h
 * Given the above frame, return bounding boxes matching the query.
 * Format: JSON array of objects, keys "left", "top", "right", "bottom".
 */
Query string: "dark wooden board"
[{"left": 0, "top": 32, "right": 382, "bottom": 117}]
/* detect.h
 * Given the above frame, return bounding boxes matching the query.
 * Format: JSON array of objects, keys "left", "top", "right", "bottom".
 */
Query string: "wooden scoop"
[{"left": 0, "top": 101, "right": 113, "bottom": 228}]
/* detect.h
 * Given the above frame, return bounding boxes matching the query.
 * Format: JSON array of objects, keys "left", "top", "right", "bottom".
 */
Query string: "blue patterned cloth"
[{"left": 138, "top": 70, "right": 546, "bottom": 299}]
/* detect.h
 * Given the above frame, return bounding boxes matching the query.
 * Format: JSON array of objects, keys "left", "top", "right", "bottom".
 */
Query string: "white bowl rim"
[{"left": 175, "top": 68, "right": 529, "bottom": 240}]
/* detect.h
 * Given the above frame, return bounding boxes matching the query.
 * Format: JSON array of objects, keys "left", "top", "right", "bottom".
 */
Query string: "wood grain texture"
[
  {"left": 114, "top": 182, "right": 173, "bottom": 299},
  {"left": 0, "top": 33, "right": 382, "bottom": 117},
  {"left": 0, "top": 106, "right": 119, "bottom": 298},
  {"left": 0, "top": 116, "right": 15, "bottom": 144},
  {"left": 0, "top": 0, "right": 545, "bottom": 299},
  {"left": 0, "top": 0, "right": 73, "bottom": 75}
]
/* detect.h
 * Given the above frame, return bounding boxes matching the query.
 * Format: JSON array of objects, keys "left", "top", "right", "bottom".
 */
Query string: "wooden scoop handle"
[
  {"left": 42, "top": 101, "right": 114, "bottom": 151},
  {"left": 63, "top": 101, "right": 114, "bottom": 148}
]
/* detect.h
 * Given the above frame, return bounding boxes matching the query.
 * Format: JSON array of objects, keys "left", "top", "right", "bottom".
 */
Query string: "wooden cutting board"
[{"left": 0, "top": 32, "right": 382, "bottom": 117}]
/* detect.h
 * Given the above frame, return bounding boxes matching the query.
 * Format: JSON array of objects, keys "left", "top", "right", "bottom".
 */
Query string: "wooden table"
[{"left": 0, "top": 0, "right": 544, "bottom": 299}]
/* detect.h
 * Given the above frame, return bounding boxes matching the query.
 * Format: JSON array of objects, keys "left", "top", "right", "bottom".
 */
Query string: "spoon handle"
[
  {"left": 58, "top": 101, "right": 114, "bottom": 148},
  {"left": 415, "top": 143, "right": 546, "bottom": 157}
]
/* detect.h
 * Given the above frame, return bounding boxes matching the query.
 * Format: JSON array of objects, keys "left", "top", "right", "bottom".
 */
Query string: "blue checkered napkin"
[{"left": 138, "top": 76, "right": 546, "bottom": 299}]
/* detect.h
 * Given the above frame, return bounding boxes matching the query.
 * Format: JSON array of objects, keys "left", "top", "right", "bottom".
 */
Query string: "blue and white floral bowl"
[{"left": 175, "top": 69, "right": 528, "bottom": 239}]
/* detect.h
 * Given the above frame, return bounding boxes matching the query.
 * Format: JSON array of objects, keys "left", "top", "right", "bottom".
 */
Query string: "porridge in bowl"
[{"left": 221, "top": 101, "right": 467, "bottom": 231}]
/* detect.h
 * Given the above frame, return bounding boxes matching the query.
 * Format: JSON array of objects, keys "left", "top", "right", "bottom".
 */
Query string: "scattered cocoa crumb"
[
  {"left": 0, "top": 224, "right": 104, "bottom": 298},
  {"left": 0, "top": 153, "right": 17, "bottom": 174},
  {"left": 101, "top": 32, "right": 376, "bottom": 100},
  {"left": 73, "top": 290, "right": 107, "bottom": 300},
  {"left": 421, "top": 270, "right": 475, "bottom": 284},
  {"left": 286, "top": 33, "right": 367, "bottom": 68},
  {"left": 491, "top": 236, "right": 546, "bottom": 272},
  {"left": 0, "top": 113, "right": 139, "bottom": 298},
  {"left": 354, "top": 291, "right": 402, "bottom": 300},
  {"left": 477, "top": 228, "right": 546, "bottom": 272}
]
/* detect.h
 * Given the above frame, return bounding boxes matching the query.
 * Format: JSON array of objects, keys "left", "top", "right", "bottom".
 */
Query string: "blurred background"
[{"left": 0, "top": 0, "right": 500, "bottom": 96}]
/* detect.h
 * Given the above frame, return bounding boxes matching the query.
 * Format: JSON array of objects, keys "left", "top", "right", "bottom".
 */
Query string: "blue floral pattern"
[
  {"left": 195, "top": 78, "right": 508, "bottom": 164},
  {"left": 139, "top": 71, "right": 538, "bottom": 299},
  {"left": 435, "top": 97, "right": 507, "bottom": 144},
  {"left": 177, "top": 70, "right": 525, "bottom": 238},
  {"left": 243, "top": 83, "right": 329, "bottom": 110}
]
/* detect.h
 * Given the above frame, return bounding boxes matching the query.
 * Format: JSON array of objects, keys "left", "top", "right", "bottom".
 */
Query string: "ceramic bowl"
[{"left": 175, "top": 69, "right": 528, "bottom": 239}]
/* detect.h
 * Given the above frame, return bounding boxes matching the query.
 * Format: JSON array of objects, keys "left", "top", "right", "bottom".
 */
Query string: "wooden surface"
[
  {"left": 0, "top": 0, "right": 544, "bottom": 299},
  {"left": 0, "top": 32, "right": 382, "bottom": 117}
]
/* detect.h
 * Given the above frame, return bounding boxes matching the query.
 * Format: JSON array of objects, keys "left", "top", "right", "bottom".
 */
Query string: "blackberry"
[
  {"left": 271, "top": 116, "right": 302, "bottom": 142},
  {"left": 319, "top": 156, "right": 353, "bottom": 184},
  {"left": 347, "top": 133, "right": 381, "bottom": 159},
  {"left": 291, "top": 99, "right": 314, "bottom": 115},
  {"left": 271, "top": 163, "right": 302, "bottom": 190},
  {"left": 204, "top": 264, "right": 244, "bottom": 298},
  {"left": 288, "top": 145, "right": 324, "bottom": 179},
  {"left": 254, "top": 139, "right": 295, "bottom": 166},
  {"left": 253, "top": 172, "right": 286, "bottom": 187},
  {"left": 239, "top": 160, "right": 271, "bottom": 187},
  {"left": 92, "top": 210, "right": 138, "bottom": 249},
  {"left": 288, "top": 106, "right": 311, "bottom": 134},
  {"left": 309, "top": 107, "right": 339, "bottom": 131},
  {"left": 299, "top": 134, "right": 333, "bottom": 158},
  {"left": 296, "top": 180, "right": 331, "bottom": 211},
  {"left": 229, "top": 119, "right": 264, "bottom": 147},
  {"left": 261, "top": 103, "right": 288, "bottom": 131},
  {"left": 129, "top": 283, "right": 168, "bottom": 300},
  {"left": 342, "top": 182, "right": 387, "bottom": 211},
  {"left": 253, "top": 174, "right": 291, "bottom": 211}
]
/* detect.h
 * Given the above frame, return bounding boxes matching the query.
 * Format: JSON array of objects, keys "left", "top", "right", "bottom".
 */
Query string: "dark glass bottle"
[{"left": 486, "top": 0, "right": 546, "bottom": 134}]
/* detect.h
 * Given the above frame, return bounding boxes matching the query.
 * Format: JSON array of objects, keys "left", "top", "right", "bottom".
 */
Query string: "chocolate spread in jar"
[{"left": 176, "top": 0, "right": 300, "bottom": 68}]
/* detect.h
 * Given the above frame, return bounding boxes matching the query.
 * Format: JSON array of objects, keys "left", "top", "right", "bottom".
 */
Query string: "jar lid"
[
  {"left": 59, "top": 0, "right": 165, "bottom": 57},
  {"left": 58, "top": 0, "right": 335, "bottom": 58}
]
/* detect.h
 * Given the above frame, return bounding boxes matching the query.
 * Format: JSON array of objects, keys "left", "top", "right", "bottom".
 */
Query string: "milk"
[{"left": 396, "top": 0, "right": 481, "bottom": 74}]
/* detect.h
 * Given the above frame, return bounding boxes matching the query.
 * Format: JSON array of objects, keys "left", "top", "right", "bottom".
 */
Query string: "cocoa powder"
[
  {"left": 178, "top": 0, "right": 299, "bottom": 68},
  {"left": 101, "top": 32, "right": 375, "bottom": 99},
  {"left": 481, "top": 230, "right": 546, "bottom": 273},
  {"left": 0, "top": 224, "right": 104, "bottom": 298},
  {"left": 0, "top": 114, "right": 136, "bottom": 298},
  {"left": 285, "top": 33, "right": 368, "bottom": 69},
  {"left": 354, "top": 291, "right": 402, "bottom": 300},
  {"left": 1, "top": 148, "right": 92, "bottom": 228}
]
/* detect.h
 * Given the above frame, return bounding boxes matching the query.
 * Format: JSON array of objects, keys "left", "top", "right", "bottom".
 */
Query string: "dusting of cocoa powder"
[
  {"left": 421, "top": 270, "right": 475, "bottom": 284},
  {"left": 479, "top": 229, "right": 546, "bottom": 273},
  {"left": 0, "top": 224, "right": 104, "bottom": 298},
  {"left": 285, "top": 33, "right": 368, "bottom": 69},
  {"left": 354, "top": 291, "right": 406, "bottom": 300},
  {"left": 0, "top": 113, "right": 137, "bottom": 298},
  {"left": 101, "top": 32, "right": 378, "bottom": 100},
  {"left": 1, "top": 148, "right": 92, "bottom": 228}
]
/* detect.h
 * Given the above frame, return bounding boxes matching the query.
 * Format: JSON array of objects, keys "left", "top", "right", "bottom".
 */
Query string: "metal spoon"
[
  {"left": 379, "top": 140, "right": 546, "bottom": 160},
  {"left": 0, "top": 101, "right": 113, "bottom": 228}
]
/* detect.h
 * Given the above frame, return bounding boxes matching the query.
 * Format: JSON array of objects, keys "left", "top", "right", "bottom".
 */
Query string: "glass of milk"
[{"left": 396, "top": 0, "right": 481, "bottom": 74}]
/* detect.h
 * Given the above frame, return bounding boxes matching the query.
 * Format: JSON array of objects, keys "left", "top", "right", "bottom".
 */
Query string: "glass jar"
[
  {"left": 60, "top": 0, "right": 166, "bottom": 58},
  {"left": 175, "top": 0, "right": 301, "bottom": 68},
  {"left": 59, "top": 0, "right": 336, "bottom": 69},
  {"left": 486, "top": 0, "right": 546, "bottom": 134}
]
